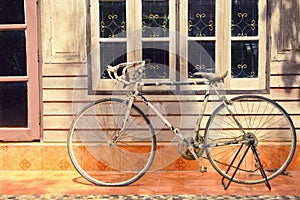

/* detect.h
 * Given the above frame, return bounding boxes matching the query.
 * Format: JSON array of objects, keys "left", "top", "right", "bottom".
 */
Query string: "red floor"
[{"left": 0, "top": 170, "right": 299, "bottom": 196}]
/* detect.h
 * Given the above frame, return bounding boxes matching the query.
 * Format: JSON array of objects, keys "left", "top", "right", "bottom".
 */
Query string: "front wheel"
[
  {"left": 68, "top": 98, "right": 156, "bottom": 186},
  {"left": 204, "top": 95, "right": 296, "bottom": 184}
]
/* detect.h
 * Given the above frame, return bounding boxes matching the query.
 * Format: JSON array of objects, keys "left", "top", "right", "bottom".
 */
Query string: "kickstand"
[{"left": 221, "top": 141, "right": 271, "bottom": 190}]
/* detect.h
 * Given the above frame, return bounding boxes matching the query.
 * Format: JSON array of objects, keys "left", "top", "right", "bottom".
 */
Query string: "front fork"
[{"left": 110, "top": 87, "right": 139, "bottom": 146}]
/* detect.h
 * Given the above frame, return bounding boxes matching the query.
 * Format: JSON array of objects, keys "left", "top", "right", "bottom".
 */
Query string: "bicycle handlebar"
[{"left": 106, "top": 60, "right": 150, "bottom": 85}]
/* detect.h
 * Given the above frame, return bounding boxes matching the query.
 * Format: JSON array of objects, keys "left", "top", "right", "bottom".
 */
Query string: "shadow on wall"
[
  {"left": 283, "top": 63, "right": 300, "bottom": 101},
  {"left": 268, "top": 0, "right": 300, "bottom": 101},
  {"left": 280, "top": 0, "right": 300, "bottom": 100}
]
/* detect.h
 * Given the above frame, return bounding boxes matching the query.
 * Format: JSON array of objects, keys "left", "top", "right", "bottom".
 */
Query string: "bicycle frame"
[
  {"left": 119, "top": 78, "right": 244, "bottom": 151},
  {"left": 121, "top": 79, "right": 210, "bottom": 140}
]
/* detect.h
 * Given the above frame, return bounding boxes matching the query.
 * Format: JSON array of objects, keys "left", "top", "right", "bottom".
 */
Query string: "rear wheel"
[
  {"left": 205, "top": 95, "right": 296, "bottom": 184},
  {"left": 68, "top": 98, "right": 156, "bottom": 186}
]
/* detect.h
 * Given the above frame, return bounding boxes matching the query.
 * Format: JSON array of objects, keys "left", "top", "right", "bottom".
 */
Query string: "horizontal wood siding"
[
  {"left": 42, "top": 62, "right": 300, "bottom": 142},
  {"left": 270, "top": 63, "right": 300, "bottom": 147}
]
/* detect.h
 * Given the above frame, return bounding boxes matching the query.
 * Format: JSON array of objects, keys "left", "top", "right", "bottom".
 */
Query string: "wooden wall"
[
  {"left": 40, "top": 0, "right": 300, "bottom": 143},
  {"left": 268, "top": 0, "right": 300, "bottom": 142}
]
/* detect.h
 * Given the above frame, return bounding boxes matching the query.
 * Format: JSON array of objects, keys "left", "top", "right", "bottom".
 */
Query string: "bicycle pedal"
[{"left": 199, "top": 166, "right": 207, "bottom": 173}]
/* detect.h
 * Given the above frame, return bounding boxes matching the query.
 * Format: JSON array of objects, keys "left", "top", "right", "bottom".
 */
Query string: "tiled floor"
[
  {"left": 1, "top": 144, "right": 299, "bottom": 198},
  {"left": 0, "top": 170, "right": 299, "bottom": 197}
]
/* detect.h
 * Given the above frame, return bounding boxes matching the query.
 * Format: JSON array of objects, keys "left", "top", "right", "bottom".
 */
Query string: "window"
[
  {"left": 90, "top": 0, "right": 176, "bottom": 92},
  {"left": 89, "top": 0, "right": 267, "bottom": 93},
  {"left": 229, "top": 0, "right": 267, "bottom": 90},
  {"left": 0, "top": 0, "right": 39, "bottom": 141},
  {"left": 181, "top": 0, "right": 267, "bottom": 90}
]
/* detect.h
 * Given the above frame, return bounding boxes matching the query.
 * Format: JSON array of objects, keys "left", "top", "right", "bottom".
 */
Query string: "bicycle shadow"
[{"left": 72, "top": 176, "right": 95, "bottom": 186}]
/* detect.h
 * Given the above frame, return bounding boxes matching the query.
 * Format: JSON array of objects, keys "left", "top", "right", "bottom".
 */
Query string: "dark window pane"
[
  {"left": 188, "top": 41, "right": 215, "bottom": 78},
  {"left": 188, "top": 0, "right": 215, "bottom": 37},
  {"left": 99, "top": 1, "right": 126, "bottom": 38},
  {"left": 0, "top": 82, "right": 28, "bottom": 127},
  {"left": 231, "top": 0, "right": 258, "bottom": 36},
  {"left": 0, "top": 0, "right": 25, "bottom": 24},
  {"left": 231, "top": 41, "right": 258, "bottom": 78},
  {"left": 142, "top": 42, "right": 169, "bottom": 79},
  {"left": 0, "top": 31, "right": 27, "bottom": 76},
  {"left": 142, "top": 0, "right": 169, "bottom": 37},
  {"left": 100, "top": 42, "right": 127, "bottom": 79}
]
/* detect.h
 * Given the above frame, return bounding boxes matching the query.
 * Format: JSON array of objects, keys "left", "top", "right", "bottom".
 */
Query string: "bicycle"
[{"left": 67, "top": 60, "right": 296, "bottom": 190}]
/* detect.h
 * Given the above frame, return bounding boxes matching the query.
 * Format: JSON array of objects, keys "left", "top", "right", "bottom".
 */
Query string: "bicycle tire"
[
  {"left": 68, "top": 98, "right": 156, "bottom": 186},
  {"left": 204, "top": 95, "right": 296, "bottom": 184}
]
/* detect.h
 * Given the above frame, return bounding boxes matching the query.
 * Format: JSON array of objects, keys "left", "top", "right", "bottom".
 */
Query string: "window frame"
[
  {"left": 88, "top": 0, "right": 269, "bottom": 94},
  {"left": 180, "top": 0, "right": 268, "bottom": 92},
  {"left": 228, "top": 0, "right": 268, "bottom": 91},
  {"left": 0, "top": 0, "right": 40, "bottom": 141},
  {"left": 89, "top": 0, "right": 176, "bottom": 93}
]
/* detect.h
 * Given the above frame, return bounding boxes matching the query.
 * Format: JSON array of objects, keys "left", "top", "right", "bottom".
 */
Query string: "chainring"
[{"left": 178, "top": 136, "right": 204, "bottom": 160}]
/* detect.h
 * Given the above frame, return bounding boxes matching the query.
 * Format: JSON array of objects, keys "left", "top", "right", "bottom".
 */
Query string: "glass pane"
[
  {"left": 100, "top": 42, "right": 127, "bottom": 79},
  {"left": 188, "top": 0, "right": 215, "bottom": 37},
  {"left": 231, "top": 0, "right": 258, "bottom": 37},
  {"left": 142, "top": 42, "right": 169, "bottom": 79},
  {"left": 231, "top": 41, "right": 258, "bottom": 78},
  {"left": 99, "top": 0, "right": 126, "bottom": 38},
  {"left": 142, "top": 0, "right": 169, "bottom": 37},
  {"left": 0, "top": 0, "right": 25, "bottom": 24},
  {"left": 0, "top": 82, "right": 28, "bottom": 127},
  {"left": 188, "top": 41, "right": 215, "bottom": 78},
  {"left": 0, "top": 31, "right": 27, "bottom": 76}
]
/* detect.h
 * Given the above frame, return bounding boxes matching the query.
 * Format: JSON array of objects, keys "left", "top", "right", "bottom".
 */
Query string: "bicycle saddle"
[{"left": 193, "top": 70, "right": 228, "bottom": 82}]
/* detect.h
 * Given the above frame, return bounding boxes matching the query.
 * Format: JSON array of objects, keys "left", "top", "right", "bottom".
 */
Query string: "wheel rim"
[
  {"left": 205, "top": 95, "right": 296, "bottom": 184},
  {"left": 68, "top": 99, "right": 156, "bottom": 186}
]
